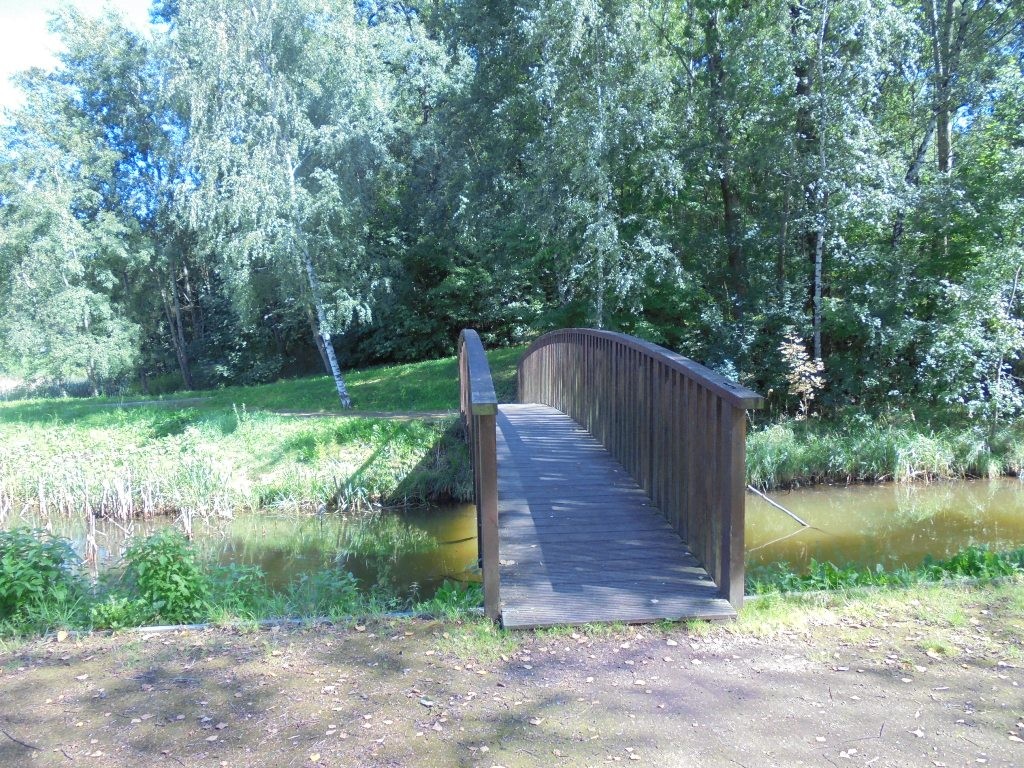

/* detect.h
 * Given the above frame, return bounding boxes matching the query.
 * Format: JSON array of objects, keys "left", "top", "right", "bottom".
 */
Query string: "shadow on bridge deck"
[{"left": 496, "top": 403, "right": 735, "bottom": 629}]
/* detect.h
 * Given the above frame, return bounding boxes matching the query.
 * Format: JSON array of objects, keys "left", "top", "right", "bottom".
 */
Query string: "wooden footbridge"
[{"left": 459, "top": 328, "right": 763, "bottom": 628}]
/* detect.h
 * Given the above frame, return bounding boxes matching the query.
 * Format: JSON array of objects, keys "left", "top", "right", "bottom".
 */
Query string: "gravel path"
[{"left": 1, "top": 583, "right": 1022, "bottom": 767}]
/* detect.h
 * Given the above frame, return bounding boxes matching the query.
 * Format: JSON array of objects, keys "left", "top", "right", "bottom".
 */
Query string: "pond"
[
  {"left": 746, "top": 478, "right": 1024, "bottom": 572},
  {"left": 25, "top": 504, "right": 481, "bottom": 602},
  {"left": 7, "top": 478, "right": 1024, "bottom": 597}
]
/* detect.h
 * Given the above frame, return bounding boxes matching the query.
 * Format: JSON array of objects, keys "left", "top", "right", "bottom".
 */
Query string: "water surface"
[
  {"left": 746, "top": 478, "right": 1024, "bottom": 571},
  {"left": 7, "top": 479, "right": 1024, "bottom": 594}
]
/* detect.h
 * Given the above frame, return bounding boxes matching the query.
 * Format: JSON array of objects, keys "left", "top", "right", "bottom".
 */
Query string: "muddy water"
[
  {"left": 20, "top": 504, "right": 480, "bottom": 600},
  {"left": 746, "top": 478, "right": 1024, "bottom": 571},
  {"left": 8, "top": 479, "right": 1024, "bottom": 594}
]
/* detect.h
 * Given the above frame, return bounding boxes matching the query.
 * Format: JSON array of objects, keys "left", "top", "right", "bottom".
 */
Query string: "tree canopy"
[{"left": 0, "top": 0, "right": 1021, "bottom": 417}]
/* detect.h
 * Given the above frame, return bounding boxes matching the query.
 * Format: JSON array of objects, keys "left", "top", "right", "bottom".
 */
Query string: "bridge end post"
[
  {"left": 459, "top": 329, "right": 501, "bottom": 622},
  {"left": 721, "top": 408, "right": 748, "bottom": 610},
  {"left": 477, "top": 412, "right": 501, "bottom": 620}
]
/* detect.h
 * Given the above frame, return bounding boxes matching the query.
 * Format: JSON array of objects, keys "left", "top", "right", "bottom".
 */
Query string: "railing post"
[
  {"left": 476, "top": 412, "right": 500, "bottom": 619},
  {"left": 459, "top": 329, "right": 501, "bottom": 622},
  {"left": 720, "top": 406, "right": 748, "bottom": 609}
]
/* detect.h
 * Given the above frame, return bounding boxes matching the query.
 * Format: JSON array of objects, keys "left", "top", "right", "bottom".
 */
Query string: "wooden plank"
[{"left": 496, "top": 403, "right": 735, "bottom": 627}]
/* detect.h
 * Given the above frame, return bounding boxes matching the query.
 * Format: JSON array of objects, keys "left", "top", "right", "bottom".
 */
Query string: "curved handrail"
[
  {"left": 517, "top": 328, "right": 763, "bottom": 608},
  {"left": 458, "top": 329, "right": 499, "bottom": 619},
  {"left": 519, "top": 328, "right": 763, "bottom": 409},
  {"left": 459, "top": 329, "right": 498, "bottom": 416}
]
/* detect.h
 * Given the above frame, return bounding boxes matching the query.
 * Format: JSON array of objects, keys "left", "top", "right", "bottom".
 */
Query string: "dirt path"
[{"left": 1, "top": 584, "right": 1022, "bottom": 767}]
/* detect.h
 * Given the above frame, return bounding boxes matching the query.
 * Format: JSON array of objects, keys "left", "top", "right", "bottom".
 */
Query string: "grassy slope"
[{"left": 0, "top": 347, "right": 524, "bottom": 519}]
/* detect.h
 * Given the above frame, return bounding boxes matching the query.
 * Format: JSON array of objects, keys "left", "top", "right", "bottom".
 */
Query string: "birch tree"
[{"left": 173, "top": 0, "right": 400, "bottom": 407}]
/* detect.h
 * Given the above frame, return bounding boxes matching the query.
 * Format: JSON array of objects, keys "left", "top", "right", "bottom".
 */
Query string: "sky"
[{"left": 0, "top": 0, "right": 152, "bottom": 112}]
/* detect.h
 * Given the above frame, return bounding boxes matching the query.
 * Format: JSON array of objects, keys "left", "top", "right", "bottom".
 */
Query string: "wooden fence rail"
[
  {"left": 518, "top": 329, "right": 764, "bottom": 608},
  {"left": 458, "top": 329, "right": 500, "bottom": 619}
]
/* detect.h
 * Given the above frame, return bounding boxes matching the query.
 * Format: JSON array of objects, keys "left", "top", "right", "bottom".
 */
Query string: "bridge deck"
[{"left": 496, "top": 403, "right": 736, "bottom": 629}]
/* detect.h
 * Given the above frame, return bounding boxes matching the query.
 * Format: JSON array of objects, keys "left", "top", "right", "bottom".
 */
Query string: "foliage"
[
  {"left": 778, "top": 332, "right": 825, "bottom": 419},
  {"left": 0, "top": 0, "right": 1021, "bottom": 427},
  {"left": 0, "top": 528, "right": 84, "bottom": 624},
  {"left": 283, "top": 570, "right": 361, "bottom": 619},
  {"left": 746, "top": 412, "right": 1024, "bottom": 489},
  {"left": 122, "top": 529, "right": 210, "bottom": 624},
  {"left": 748, "top": 546, "right": 1024, "bottom": 594},
  {"left": 414, "top": 580, "right": 483, "bottom": 619}
]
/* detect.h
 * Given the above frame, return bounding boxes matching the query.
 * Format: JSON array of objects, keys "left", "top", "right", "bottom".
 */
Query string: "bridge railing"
[
  {"left": 458, "top": 329, "right": 500, "bottom": 619},
  {"left": 518, "top": 329, "right": 764, "bottom": 608}
]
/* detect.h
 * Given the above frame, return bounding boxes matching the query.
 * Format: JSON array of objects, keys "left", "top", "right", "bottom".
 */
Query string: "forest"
[{"left": 0, "top": 0, "right": 1021, "bottom": 422}]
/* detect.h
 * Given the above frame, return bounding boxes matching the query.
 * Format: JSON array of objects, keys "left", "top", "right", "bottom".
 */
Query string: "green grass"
[
  {"left": 0, "top": 347, "right": 523, "bottom": 520},
  {"left": 747, "top": 545, "right": 1024, "bottom": 594},
  {"left": 746, "top": 412, "right": 1024, "bottom": 489}
]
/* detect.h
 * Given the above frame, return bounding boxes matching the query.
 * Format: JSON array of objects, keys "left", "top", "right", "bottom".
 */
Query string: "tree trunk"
[
  {"left": 307, "top": 304, "right": 331, "bottom": 373},
  {"left": 892, "top": 116, "right": 936, "bottom": 248},
  {"left": 925, "top": 0, "right": 971, "bottom": 175},
  {"left": 810, "top": 3, "right": 831, "bottom": 363},
  {"left": 285, "top": 149, "right": 352, "bottom": 408},
  {"left": 302, "top": 246, "right": 352, "bottom": 409},
  {"left": 791, "top": 2, "right": 819, "bottom": 332},
  {"left": 705, "top": 10, "right": 746, "bottom": 312},
  {"left": 778, "top": 185, "right": 790, "bottom": 299},
  {"left": 161, "top": 251, "right": 194, "bottom": 391}
]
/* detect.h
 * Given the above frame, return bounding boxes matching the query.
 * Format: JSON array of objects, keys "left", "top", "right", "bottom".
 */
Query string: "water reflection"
[
  {"left": 12, "top": 504, "right": 480, "bottom": 601},
  {"left": 746, "top": 478, "right": 1024, "bottom": 572},
  {"left": 8, "top": 479, "right": 1024, "bottom": 592}
]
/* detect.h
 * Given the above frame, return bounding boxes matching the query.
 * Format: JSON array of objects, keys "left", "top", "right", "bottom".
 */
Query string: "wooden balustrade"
[
  {"left": 517, "top": 329, "right": 764, "bottom": 608},
  {"left": 458, "top": 329, "right": 500, "bottom": 619}
]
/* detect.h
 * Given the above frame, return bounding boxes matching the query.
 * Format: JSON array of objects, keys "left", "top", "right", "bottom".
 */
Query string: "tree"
[{"left": 172, "top": 0, "right": 406, "bottom": 407}]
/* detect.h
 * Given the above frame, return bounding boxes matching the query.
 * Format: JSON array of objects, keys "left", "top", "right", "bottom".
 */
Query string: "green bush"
[
  {"left": 208, "top": 562, "right": 270, "bottom": 617},
  {"left": 90, "top": 595, "right": 149, "bottom": 630},
  {"left": 123, "top": 529, "right": 210, "bottom": 623},
  {"left": 284, "top": 569, "right": 360, "bottom": 618},
  {"left": 414, "top": 580, "right": 483, "bottom": 618},
  {"left": 0, "top": 528, "right": 84, "bottom": 624}
]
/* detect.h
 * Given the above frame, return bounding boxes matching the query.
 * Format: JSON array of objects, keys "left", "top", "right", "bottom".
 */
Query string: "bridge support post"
[
  {"left": 476, "top": 413, "right": 500, "bottom": 620},
  {"left": 721, "top": 409, "right": 747, "bottom": 609}
]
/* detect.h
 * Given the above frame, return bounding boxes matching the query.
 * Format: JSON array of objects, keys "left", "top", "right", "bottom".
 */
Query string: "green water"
[
  {"left": 746, "top": 478, "right": 1024, "bottom": 571},
  {"left": 21, "top": 504, "right": 480, "bottom": 601},
  {"left": 8, "top": 478, "right": 1024, "bottom": 594}
]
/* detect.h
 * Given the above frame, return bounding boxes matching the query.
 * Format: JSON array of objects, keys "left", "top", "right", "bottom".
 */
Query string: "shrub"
[
  {"left": 415, "top": 580, "right": 483, "bottom": 619},
  {"left": 123, "top": 529, "right": 210, "bottom": 624},
  {"left": 284, "top": 569, "right": 360, "bottom": 618},
  {"left": 90, "top": 595, "right": 149, "bottom": 630},
  {"left": 0, "top": 528, "right": 83, "bottom": 623}
]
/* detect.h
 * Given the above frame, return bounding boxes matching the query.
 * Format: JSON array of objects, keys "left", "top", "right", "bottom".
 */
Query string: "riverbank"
[
  {"left": 0, "top": 348, "right": 522, "bottom": 521},
  {"left": 5, "top": 344, "right": 1024, "bottom": 522},
  {"left": 748, "top": 413, "right": 1024, "bottom": 489},
  {"left": 1, "top": 579, "right": 1021, "bottom": 767}
]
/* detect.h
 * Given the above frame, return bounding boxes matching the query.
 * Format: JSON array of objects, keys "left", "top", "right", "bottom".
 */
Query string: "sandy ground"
[{"left": 1, "top": 585, "right": 1022, "bottom": 768}]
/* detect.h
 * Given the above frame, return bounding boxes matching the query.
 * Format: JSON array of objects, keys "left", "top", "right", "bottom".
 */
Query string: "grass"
[
  {"left": 0, "top": 346, "right": 523, "bottom": 521},
  {"left": 746, "top": 411, "right": 1024, "bottom": 489},
  {"left": 747, "top": 545, "right": 1024, "bottom": 594}
]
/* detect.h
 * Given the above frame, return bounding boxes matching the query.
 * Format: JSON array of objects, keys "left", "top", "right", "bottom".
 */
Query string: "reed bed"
[
  {"left": 0, "top": 404, "right": 469, "bottom": 526},
  {"left": 747, "top": 416, "right": 1024, "bottom": 490}
]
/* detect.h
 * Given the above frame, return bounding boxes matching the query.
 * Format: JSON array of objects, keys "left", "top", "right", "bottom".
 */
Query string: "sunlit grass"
[
  {"left": 747, "top": 415, "right": 1024, "bottom": 489},
  {"left": 0, "top": 346, "right": 523, "bottom": 521}
]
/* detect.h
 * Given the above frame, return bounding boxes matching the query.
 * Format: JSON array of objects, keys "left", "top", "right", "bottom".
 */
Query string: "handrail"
[
  {"left": 517, "top": 328, "right": 764, "bottom": 609},
  {"left": 458, "top": 329, "right": 500, "bottom": 619}
]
